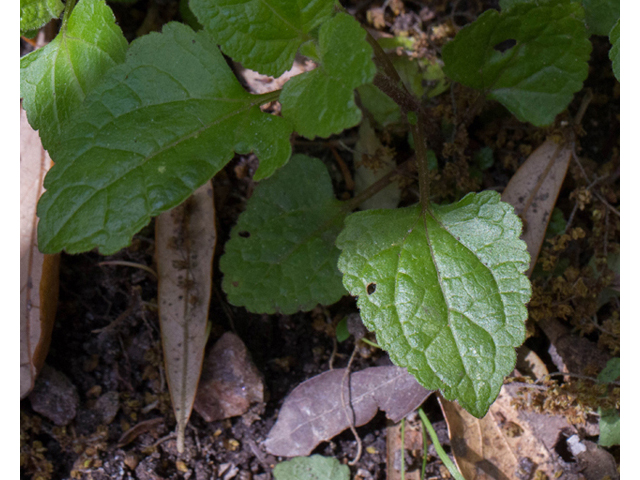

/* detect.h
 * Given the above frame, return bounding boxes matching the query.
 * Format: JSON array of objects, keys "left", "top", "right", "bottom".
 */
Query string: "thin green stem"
[
  {"left": 359, "top": 338, "right": 381, "bottom": 349},
  {"left": 418, "top": 408, "right": 465, "bottom": 480},
  {"left": 61, "top": 0, "right": 77, "bottom": 30},
  {"left": 420, "top": 418, "right": 428, "bottom": 480}
]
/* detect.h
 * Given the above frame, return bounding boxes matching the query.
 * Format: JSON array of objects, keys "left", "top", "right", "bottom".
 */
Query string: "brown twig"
[{"left": 341, "top": 347, "right": 363, "bottom": 466}]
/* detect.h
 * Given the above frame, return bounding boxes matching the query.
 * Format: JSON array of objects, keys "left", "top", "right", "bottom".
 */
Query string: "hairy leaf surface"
[
  {"left": 220, "top": 155, "right": 346, "bottom": 314},
  {"left": 609, "top": 19, "right": 620, "bottom": 81},
  {"left": 190, "top": 0, "right": 334, "bottom": 77},
  {"left": 443, "top": 0, "right": 591, "bottom": 126},
  {"left": 336, "top": 191, "right": 531, "bottom": 417},
  {"left": 37, "top": 22, "right": 292, "bottom": 255},
  {"left": 20, "top": 0, "right": 64, "bottom": 35},
  {"left": 20, "top": 0, "right": 128, "bottom": 149},
  {"left": 583, "top": 0, "right": 619, "bottom": 36},
  {"left": 280, "top": 13, "right": 376, "bottom": 138}
]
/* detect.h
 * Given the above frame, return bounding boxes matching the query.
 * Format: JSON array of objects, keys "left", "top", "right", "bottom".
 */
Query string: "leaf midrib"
[{"left": 44, "top": 96, "right": 265, "bottom": 250}]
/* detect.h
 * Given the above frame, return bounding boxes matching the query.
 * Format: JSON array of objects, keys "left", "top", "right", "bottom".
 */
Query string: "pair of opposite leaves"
[{"left": 26, "top": 0, "right": 592, "bottom": 255}]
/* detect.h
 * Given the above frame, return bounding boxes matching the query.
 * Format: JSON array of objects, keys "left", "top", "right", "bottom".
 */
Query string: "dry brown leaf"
[
  {"left": 264, "top": 366, "right": 432, "bottom": 457},
  {"left": 20, "top": 106, "right": 60, "bottom": 399},
  {"left": 439, "top": 384, "right": 594, "bottom": 480},
  {"left": 502, "top": 137, "right": 572, "bottom": 276},
  {"left": 156, "top": 181, "right": 216, "bottom": 453}
]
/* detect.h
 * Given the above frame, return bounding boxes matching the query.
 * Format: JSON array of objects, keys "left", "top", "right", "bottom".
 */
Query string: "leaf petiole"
[{"left": 61, "top": 0, "right": 77, "bottom": 30}]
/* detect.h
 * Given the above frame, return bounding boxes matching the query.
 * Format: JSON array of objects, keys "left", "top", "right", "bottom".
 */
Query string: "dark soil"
[{"left": 21, "top": 1, "right": 620, "bottom": 479}]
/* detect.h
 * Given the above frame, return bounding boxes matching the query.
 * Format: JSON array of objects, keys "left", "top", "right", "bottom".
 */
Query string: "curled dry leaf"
[
  {"left": 156, "top": 181, "right": 216, "bottom": 453},
  {"left": 439, "top": 384, "right": 617, "bottom": 480},
  {"left": 20, "top": 106, "right": 60, "bottom": 399},
  {"left": 264, "top": 366, "right": 432, "bottom": 457},
  {"left": 501, "top": 137, "right": 572, "bottom": 276}
]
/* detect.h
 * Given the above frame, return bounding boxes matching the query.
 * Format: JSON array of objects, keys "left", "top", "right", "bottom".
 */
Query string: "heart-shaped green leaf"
[
  {"left": 443, "top": 0, "right": 591, "bottom": 126},
  {"left": 190, "top": 0, "right": 334, "bottom": 77},
  {"left": 280, "top": 12, "right": 376, "bottom": 139},
  {"left": 336, "top": 191, "right": 531, "bottom": 417},
  {"left": 20, "top": 0, "right": 64, "bottom": 35},
  {"left": 20, "top": 0, "right": 128, "bottom": 150},
  {"left": 37, "top": 22, "right": 292, "bottom": 255},
  {"left": 220, "top": 155, "right": 346, "bottom": 314}
]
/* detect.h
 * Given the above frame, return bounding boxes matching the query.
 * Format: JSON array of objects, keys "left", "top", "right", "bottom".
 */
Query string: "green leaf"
[
  {"left": 357, "top": 83, "right": 402, "bottom": 127},
  {"left": 583, "top": 0, "right": 619, "bottom": 36},
  {"left": 190, "top": 0, "right": 335, "bottom": 77},
  {"left": 336, "top": 191, "right": 531, "bottom": 417},
  {"left": 597, "top": 357, "right": 620, "bottom": 383},
  {"left": 20, "top": 0, "right": 128, "bottom": 150},
  {"left": 609, "top": 19, "right": 620, "bottom": 81},
  {"left": 180, "top": 0, "right": 203, "bottom": 31},
  {"left": 474, "top": 147, "right": 494, "bottom": 171},
  {"left": 220, "top": 155, "right": 347, "bottom": 314},
  {"left": 442, "top": 0, "right": 591, "bottom": 126},
  {"left": 37, "top": 23, "right": 292, "bottom": 255},
  {"left": 273, "top": 455, "right": 349, "bottom": 480},
  {"left": 20, "top": 0, "right": 64, "bottom": 35},
  {"left": 335, "top": 317, "right": 350, "bottom": 342},
  {"left": 598, "top": 408, "right": 620, "bottom": 447},
  {"left": 280, "top": 13, "right": 376, "bottom": 139}
]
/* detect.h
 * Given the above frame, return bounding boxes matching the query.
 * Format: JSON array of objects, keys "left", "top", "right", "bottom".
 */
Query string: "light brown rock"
[{"left": 193, "top": 333, "right": 264, "bottom": 422}]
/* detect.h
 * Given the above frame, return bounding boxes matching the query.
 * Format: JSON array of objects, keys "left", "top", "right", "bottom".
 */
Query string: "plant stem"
[
  {"left": 364, "top": 32, "right": 432, "bottom": 210},
  {"left": 359, "top": 338, "right": 380, "bottom": 349},
  {"left": 418, "top": 408, "right": 465, "bottom": 480},
  {"left": 341, "top": 158, "right": 414, "bottom": 213},
  {"left": 411, "top": 119, "right": 430, "bottom": 211},
  {"left": 61, "top": 0, "right": 77, "bottom": 30},
  {"left": 420, "top": 417, "right": 428, "bottom": 480}
]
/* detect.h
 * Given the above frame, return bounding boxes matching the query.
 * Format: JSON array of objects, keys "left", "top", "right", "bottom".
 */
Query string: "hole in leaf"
[
  {"left": 493, "top": 38, "right": 517, "bottom": 53},
  {"left": 367, "top": 283, "right": 377, "bottom": 295},
  {"left": 238, "top": 231, "right": 251, "bottom": 238}
]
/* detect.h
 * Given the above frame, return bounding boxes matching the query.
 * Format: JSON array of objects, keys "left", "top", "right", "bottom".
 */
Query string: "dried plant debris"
[{"left": 265, "top": 366, "right": 432, "bottom": 457}]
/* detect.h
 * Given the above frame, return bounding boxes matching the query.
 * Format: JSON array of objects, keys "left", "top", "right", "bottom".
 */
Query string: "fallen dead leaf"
[
  {"left": 20, "top": 106, "right": 60, "bottom": 399},
  {"left": 439, "top": 383, "right": 618, "bottom": 480},
  {"left": 193, "top": 332, "right": 264, "bottom": 422},
  {"left": 264, "top": 366, "right": 432, "bottom": 457},
  {"left": 502, "top": 137, "right": 572, "bottom": 276},
  {"left": 156, "top": 181, "right": 216, "bottom": 453}
]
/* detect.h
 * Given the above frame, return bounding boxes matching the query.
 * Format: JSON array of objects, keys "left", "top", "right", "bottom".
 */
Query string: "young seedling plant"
[{"left": 21, "top": 0, "right": 619, "bottom": 452}]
